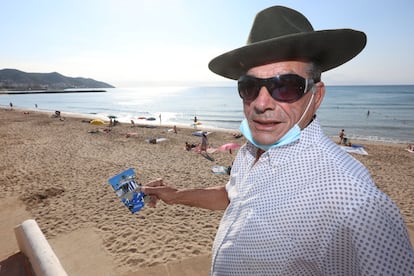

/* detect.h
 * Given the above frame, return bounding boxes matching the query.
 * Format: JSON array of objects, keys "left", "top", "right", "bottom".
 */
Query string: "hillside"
[{"left": 0, "top": 69, "right": 115, "bottom": 90}]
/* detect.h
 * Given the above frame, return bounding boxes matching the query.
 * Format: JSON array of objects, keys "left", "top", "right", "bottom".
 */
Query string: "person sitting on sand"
[
  {"left": 52, "top": 110, "right": 61, "bottom": 118},
  {"left": 142, "top": 6, "right": 414, "bottom": 274},
  {"left": 185, "top": 142, "right": 191, "bottom": 151},
  {"left": 232, "top": 132, "right": 242, "bottom": 138},
  {"left": 185, "top": 142, "right": 197, "bottom": 151},
  {"left": 343, "top": 137, "right": 352, "bottom": 146}
]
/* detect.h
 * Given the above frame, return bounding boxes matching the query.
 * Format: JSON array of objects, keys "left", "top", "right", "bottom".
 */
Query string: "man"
[{"left": 142, "top": 6, "right": 414, "bottom": 275}]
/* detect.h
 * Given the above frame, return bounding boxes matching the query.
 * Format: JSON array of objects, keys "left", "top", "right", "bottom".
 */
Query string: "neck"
[{"left": 255, "top": 148, "right": 265, "bottom": 163}]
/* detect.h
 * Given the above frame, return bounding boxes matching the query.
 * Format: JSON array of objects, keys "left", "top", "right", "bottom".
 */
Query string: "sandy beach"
[{"left": 1, "top": 107, "right": 413, "bottom": 275}]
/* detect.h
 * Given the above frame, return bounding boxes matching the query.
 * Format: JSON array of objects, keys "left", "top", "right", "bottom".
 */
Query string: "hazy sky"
[{"left": 2, "top": 0, "right": 414, "bottom": 87}]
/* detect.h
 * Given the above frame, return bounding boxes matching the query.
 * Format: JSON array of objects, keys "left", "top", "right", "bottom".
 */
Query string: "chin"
[{"left": 253, "top": 133, "right": 280, "bottom": 145}]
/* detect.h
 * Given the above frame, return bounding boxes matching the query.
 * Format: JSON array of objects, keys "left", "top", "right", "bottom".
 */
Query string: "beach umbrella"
[
  {"left": 108, "top": 115, "right": 117, "bottom": 119},
  {"left": 90, "top": 119, "right": 105, "bottom": 125},
  {"left": 192, "top": 130, "right": 208, "bottom": 137},
  {"left": 216, "top": 143, "right": 240, "bottom": 154}
]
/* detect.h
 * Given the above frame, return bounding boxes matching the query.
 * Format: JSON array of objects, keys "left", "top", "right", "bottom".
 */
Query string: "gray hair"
[{"left": 307, "top": 62, "right": 322, "bottom": 82}]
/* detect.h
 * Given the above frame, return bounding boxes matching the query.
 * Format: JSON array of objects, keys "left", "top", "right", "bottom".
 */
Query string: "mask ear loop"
[{"left": 296, "top": 84, "right": 316, "bottom": 128}]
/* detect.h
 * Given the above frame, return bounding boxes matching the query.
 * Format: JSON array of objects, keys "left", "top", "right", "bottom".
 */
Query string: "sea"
[{"left": 1, "top": 85, "right": 413, "bottom": 144}]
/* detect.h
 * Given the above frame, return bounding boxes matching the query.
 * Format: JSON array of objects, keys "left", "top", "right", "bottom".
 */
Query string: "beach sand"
[{"left": 1, "top": 108, "right": 413, "bottom": 275}]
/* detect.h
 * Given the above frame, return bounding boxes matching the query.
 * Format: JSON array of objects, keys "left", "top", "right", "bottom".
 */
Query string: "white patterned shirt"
[{"left": 211, "top": 119, "right": 414, "bottom": 275}]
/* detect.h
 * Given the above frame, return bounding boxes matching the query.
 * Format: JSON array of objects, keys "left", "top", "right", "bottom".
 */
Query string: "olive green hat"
[{"left": 208, "top": 6, "right": 367, "bottom": 80}]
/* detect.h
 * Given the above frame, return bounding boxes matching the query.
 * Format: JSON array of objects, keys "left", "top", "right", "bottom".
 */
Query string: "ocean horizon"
[{"left": 1, "top": 85, "right": 413, "bottom": 144}]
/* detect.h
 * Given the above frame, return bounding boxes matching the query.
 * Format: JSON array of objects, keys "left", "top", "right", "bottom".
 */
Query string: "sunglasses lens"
[
  {"left": 238, "top": 74, "right": 308, "bottom": 102},
  {"left": 238, "top": 77, "right": 259, "bottom": 101},
  {"left": 270, "top": 75, "right": 306, "bottom": 102}
]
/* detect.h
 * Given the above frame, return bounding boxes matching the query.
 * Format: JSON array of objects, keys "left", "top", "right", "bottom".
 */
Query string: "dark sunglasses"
[{"left": 238, "top": 74, "right": 319, "bottom": 103}]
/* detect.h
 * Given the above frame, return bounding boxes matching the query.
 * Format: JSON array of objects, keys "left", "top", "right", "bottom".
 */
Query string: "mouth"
[{"left": 252, "top": 119, "right": 281, "bottom": 131}]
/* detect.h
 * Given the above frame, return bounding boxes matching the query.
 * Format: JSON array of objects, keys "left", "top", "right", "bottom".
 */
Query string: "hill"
[{"left": 0, "top": 69, "right": 115, "bottom": 90}]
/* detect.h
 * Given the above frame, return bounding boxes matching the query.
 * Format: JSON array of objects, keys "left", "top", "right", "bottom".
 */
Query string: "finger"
[
  {"left": 144, "top": 178, "right": 164, "bottom": 188},
  {"left": 141, "top": 186, "right": 157, "bottom": 194}
]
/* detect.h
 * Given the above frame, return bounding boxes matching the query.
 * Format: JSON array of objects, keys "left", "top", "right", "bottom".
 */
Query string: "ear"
[{"left": 313, "top": 81, "right": 325, "bottom": 110}]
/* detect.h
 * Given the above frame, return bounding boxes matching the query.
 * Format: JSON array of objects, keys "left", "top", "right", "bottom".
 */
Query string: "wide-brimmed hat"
[{"left": 208, "top": 6, "right": 367, "bottom": 80}]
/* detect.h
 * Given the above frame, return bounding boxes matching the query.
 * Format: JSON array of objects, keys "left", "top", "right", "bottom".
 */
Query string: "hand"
[{"left": 141, "top": 178, "right": 178, "bottom": 207}]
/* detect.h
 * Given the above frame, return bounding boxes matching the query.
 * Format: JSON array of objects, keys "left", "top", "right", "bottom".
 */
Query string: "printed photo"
[{"left": 108, "top": 168, "right": 146, "bottom": 213}]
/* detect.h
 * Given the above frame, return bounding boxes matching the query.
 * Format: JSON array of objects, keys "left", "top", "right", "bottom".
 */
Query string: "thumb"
[{"left": 141, "top": 187, "right": 159, "bottom": 207}]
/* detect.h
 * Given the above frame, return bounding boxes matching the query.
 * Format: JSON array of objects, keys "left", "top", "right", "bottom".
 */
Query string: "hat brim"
[{"left": 208, "top": 29, "right": 367, "bottom": 80}]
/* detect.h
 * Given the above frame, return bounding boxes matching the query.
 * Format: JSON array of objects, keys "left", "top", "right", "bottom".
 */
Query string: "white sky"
[{"left": 2, "top": 0, "right": 414, "bottom": 87}]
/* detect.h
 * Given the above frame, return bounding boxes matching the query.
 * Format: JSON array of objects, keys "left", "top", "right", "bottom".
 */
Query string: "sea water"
[{"left": 1, "top": 85, "right": 413, "bottom": 144}]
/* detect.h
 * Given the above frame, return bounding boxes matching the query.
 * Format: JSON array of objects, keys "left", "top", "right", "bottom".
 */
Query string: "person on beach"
[
  {"left": 338, "top": 128, "right": 345, "bottom": 144},
  {"left": 142, "top": 6, "right": 414, "bottom": 275},
  {"left": 200, "top": 132, "right": 208, "bottom": 152},
  {"left": 192, "top": 116, "right": 198, "bottom": 129},
  {"left": 185, "top": 142, "right": 197, "bottom": 151}
]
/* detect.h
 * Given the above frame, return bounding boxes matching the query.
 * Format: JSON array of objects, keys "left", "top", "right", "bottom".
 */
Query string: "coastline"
[
  {"left": 0, "top": 89, "right": 107, "bottom": 94},
  {"left": 1, "top": 107, "right": 413, "bottom": 275}
]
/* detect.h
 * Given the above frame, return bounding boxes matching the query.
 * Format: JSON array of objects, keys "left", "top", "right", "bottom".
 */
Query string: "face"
[{"left": 242, "top": 61, "right": 325, "bottom": 145}]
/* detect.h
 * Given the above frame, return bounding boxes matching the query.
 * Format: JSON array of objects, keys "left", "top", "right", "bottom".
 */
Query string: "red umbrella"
[{"left": 216, "top": 143, "right": 241, "bottom": 154}]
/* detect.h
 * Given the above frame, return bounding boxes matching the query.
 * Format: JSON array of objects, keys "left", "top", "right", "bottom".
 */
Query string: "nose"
[{"left": 253, "top": 86, "right": 275, "bottom": 113}]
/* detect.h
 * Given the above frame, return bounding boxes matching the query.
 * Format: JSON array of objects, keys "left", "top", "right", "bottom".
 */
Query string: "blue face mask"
[{"left": 239, "top": 119, "right": 301, "bottom": 151}]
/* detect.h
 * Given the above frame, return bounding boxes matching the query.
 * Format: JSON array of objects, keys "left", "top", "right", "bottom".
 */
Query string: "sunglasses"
[{"left": 238, "top": 74, "right": 319, "bottom": 103}]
